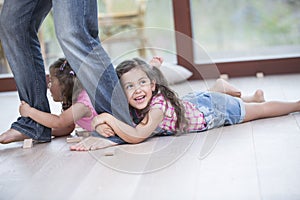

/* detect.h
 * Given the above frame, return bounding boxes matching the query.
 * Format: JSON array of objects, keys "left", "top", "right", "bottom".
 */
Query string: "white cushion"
[{"left": 159, "top": 62, "right": 193, "bottom": 85}]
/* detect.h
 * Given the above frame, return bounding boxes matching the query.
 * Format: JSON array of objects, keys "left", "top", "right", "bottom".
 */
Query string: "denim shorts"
[{"left": 182, "top": 91, "right": 246, "bottom": 130}]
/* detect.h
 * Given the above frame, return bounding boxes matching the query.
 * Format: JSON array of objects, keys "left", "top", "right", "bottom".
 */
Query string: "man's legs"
[
  {"left": 0, "top": 0, "right": 52, "bottom": 143},
  {"left": 52, "top": 0, "right": 132, "bottom": 126}
]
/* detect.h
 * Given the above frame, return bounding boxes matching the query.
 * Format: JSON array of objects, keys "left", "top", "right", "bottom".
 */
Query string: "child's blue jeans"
[{"left": 182, "top": 91, "right": 246, "bottom": 130}]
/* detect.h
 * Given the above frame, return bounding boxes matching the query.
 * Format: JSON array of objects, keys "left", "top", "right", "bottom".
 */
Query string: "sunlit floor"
[{"left": 1, "top": 74, "right": 300, "bottom": 200}]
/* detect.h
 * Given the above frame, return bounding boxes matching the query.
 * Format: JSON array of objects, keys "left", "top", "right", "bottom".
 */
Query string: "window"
[
  {"left": 191, "top": 0, "right": 300, "bottom": 63},
  {"left": 173, "top": 0, "right": 300, "bottom": 79},
  {"left": 1, "top": 0, "right": 299, "bottom": 91},
  {"left": 0, "top": 0, "right": 176, "bottom": 75},
  {"left": 99, "top": 0, "right": 176, "bottom": 64}
]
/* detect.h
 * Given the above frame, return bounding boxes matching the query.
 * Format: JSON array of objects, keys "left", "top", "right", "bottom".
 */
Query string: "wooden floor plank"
[{"left": 1, "top": 74, "right": 300, "bottom": 199}]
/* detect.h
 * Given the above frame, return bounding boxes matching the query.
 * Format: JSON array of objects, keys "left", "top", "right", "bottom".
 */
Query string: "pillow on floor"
[{"left": 159, "top": 62, "right": 193, "bottom": 85}]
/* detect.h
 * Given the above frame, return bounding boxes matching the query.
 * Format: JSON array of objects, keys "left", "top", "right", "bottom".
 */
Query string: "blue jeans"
[
  {"left": 182, "top": 92, "right": 246, "bottom": 130},
  {"left": 0, "top": 0, "right": 131, "bottom": 142}
]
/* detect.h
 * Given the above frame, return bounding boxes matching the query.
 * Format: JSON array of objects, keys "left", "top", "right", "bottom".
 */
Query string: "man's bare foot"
[
  {"left": 69, "top": 136, "right": 118, "bottom": 151},
  {"left": 242, "top": 89, "right": 265, "bottom": 103},
  {"left": 0, "top": 129, "right": 30, "bottom": 144},
  {"left": 209, "top": 78, "right": 242, "bottom": 97}
]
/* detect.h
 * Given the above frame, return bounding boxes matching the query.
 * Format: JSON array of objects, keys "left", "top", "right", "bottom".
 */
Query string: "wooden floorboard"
[{"left": 1, "top": 74, "right": 300, "bottom": 200}]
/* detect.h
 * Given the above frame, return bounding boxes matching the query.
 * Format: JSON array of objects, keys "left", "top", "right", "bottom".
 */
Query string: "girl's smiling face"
[{"left": 120, "top": 68, "right": 156, "bottom": 110}]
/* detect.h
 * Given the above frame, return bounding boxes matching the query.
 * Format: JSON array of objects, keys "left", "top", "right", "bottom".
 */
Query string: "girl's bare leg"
[
  {"left": 243, "top": 100, "right": 300, "bottom": 122},
  {"left": 209, "top": 78, "right": 241, "bottom": 97}
]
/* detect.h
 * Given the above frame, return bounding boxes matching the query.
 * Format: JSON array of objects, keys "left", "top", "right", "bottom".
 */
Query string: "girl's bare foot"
[
  {"left": 70, "top": 136, "right": 118, "bottom": 151},
  {"left": 209, "top": 78, "right": 242, "bottom": 97},
  {"left": 0, "top": 129, "right": 30, "bottom": 144},
  {"left": 149, "top": 56, "right": 163, "bottom": 68},
  {"left": 242, "top": 89, "right": 265, "bottom": 103}
]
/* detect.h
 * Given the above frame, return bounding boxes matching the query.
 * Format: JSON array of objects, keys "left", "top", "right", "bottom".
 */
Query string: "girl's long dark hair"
[
  {"left": 116, "top": 58, "right": 188, "bottom": 134},
  {"left": 49, "top": 58, "right": 83, "bottom": 110}
]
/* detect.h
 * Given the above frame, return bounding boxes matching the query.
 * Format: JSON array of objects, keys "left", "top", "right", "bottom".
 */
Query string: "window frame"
[
  {"left": 172, "top": 0, "right": 300, "bottom": 80},
  {"left": 1, "top": 0, "right": 300, "bottom": 92}
]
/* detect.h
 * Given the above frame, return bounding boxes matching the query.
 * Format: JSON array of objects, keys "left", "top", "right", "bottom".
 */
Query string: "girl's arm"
[
  {"left": 52, "top": 124, "right": 76, "bottom": 137},
  {"left": 19, "top": 101, "right": 90, "bottom": 129},
  {"left": 92, "top": 108, "right": 164, "bottom": 144}
]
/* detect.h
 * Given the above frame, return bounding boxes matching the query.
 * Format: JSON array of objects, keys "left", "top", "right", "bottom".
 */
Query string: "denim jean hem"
[
  {"left": 236, "top": 97, "right": 246, "bottom": 123},
  {"left": 11, "top": 125, "right": 51, "bottom": 142}
]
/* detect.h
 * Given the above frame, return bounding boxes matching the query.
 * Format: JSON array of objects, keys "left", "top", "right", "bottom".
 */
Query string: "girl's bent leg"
[
  {"left": 243, "top": 100, "right": 300, "bottom": 122},
  {"left": 209, "top": 78, "right": 241, "bottom": 97}
]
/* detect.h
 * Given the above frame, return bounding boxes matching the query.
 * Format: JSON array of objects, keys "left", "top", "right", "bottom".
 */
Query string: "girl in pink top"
[
  {"left": 19, "top": 58, "right": 99, "bottom": 137},
  {"left": 71, "top": 57, "right": 300, "bottom": 151}
]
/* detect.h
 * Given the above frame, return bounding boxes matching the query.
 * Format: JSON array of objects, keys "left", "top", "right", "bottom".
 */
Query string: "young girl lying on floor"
[
  {"left": 70, "top": 57, "right": 300, "bottom": 151},
  {"left": 19, "top": 58, "right": 104, "bottom": 137}
]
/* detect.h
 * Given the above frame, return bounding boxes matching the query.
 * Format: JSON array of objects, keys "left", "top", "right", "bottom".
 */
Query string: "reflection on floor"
[{"left": 1, "top": 74, "right": 300, "bottom": 200}]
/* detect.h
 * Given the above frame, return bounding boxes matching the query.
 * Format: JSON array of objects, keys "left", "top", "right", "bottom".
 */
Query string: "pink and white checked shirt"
[{"left": 150, "top": 94, "right": 206, "bottom": 132}]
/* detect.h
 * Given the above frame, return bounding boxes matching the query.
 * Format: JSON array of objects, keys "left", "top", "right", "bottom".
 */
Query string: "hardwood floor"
[{"left": 1, "top": 74, "right": 300, "bottom": 200}]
